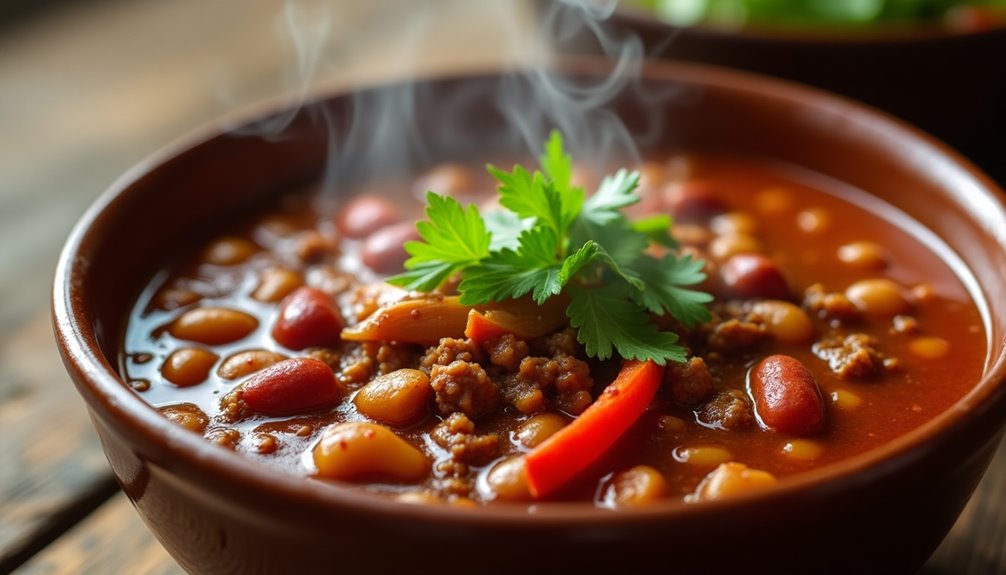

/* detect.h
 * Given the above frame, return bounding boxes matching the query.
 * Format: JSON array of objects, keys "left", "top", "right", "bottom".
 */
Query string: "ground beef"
[
  {"left": 891, "top": 315, "right": 920, "bottom": 335},
  {"left": 551, "top": 354, "right": 594, "bottom": 415},
  {"left": 430, "top": 360, "right": 499, "bottom": 420},
  {"left": 664, "top": 357, "right": 714, "bottom": 407},
  {"left": 303, "top": 346, "right": 341, "bottom": 370},
  {"left": 697, "top": 389, "right": 755, "bottom": 431},
  {"left": 336, "top": 341, "right": 417, "bottom": 385},
  {"left": 500, "top": 354, "right": 593, "bottom": 415},
  {"left": 687, "top": 303, "right": 770, "bottom": 357},
  {"left": 374, "top": 341, "right": 416, "bottom": 374},
  {"left": 804, "top": 284, "right": 861, "bottom": 324},
  {"left": 813, "top": 333, "right": 898, "bottom": 380},
  {"left": 707, "top": 318, "right": 771, "bottom": 354},
  {"left": 421, "top": 337, "right": 483, "bottom": 371},
  {"left": 531, "top": 328, "right": 580, "bottom": 357},
  {"left": 205, "top": 427, "right": 241, "bottom": 450},
  {"left": 484, "top": 334, "right": 529, "bottom": 371},
  {"left": 431, "top": 412, "right": 499, "bottom": 466},
  {"left": 499, "top": 372, "right": 547, "bottom": 414},
  {"left": 218, "top": 389, "right": 252, "bottom": 423}
]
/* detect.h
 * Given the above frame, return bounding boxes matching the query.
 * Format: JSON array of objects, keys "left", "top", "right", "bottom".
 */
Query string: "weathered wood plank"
[
  {"left": 0, "top": 313, "right": 119, "bottom": 572},
  {"left": 12, "top": 493, "right": 182, "bottom": 575},
  {"left": 923, "top": 437, "right": 1006, "bottom": 573}
]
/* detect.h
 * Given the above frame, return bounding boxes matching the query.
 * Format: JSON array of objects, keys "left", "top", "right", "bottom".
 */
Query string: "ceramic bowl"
[
  {"left": 53, "top": 60, "right": 1006, "bottom": 574},
  {"left": 541, "top": 1, "right": 1006, "bottom": 183}
]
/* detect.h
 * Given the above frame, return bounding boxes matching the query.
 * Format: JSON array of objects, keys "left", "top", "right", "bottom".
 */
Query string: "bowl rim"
[
  {"left": 52, "top": 57, "right": 1006, "bottom": 527},
  {"left": 611, "top": 2, "right": 1006, "bottom": 44}
]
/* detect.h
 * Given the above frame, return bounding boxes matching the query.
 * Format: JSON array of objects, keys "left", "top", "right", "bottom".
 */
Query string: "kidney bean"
[
  {"left": 662, "top": 181, "right": 727, "bottom": 222},
  {"left": 837, "top": 241, "right": 888, "bottom": 271},
  {"left": 749, "top": 300, "right": 814, "bottom": 344},
  {"left": 709, "top": 233, "right": 762, "bottom": 261},
  {"left": 486, "top": 456, "right": 531, "bottom": 501},
  {"left": 152, "top": 286, "right": 201, "bottom": 311},
  {"left": 360, "top": 221, "right": 420, "bottom": 274},
  {"left": 354, "top": 368, "right": 432, "bottom": 427},
  {"left": 169, "top": 307, "right": 258, "bottom": 345},
  {"left": 749, "top": 354, "right": 826, "bottom": 436},
  {"left": 335, "top": 195, "right": 401, "bottom": 239},
  {"left": 514, "top": 413, "right": 567, "bottom": 448},
  {"left": 313, "top": 422, "right": 430, "bottom": 482},
  {"left": 413, "top": 163, "right": 475, "bottom": 197},
  {"left": 217, "top": 349, "right": 288, "bottom": 380},
  {"left": 293, "top": 230, "right": 337, "bottom": 263},
  {"left": 252, "top": 267, "right": 303, "bottom": 303},
  {"left": 710, "top": 211, "right": 758, "bottom": 236},
  {"left": 161, "top": 348, "right": 218, "bottom": 387},
  {"left": 604, "top": 465, "right": 668, "bottom": 507},
  {"left": 690, "top": 462, "right": 776, "bottom": 502},
  {"left": 159, "top": 403, "right": 209, "bottom": 433},
  {"left": 241, "top": 357, "right": 346, "bottom": 416},
  {"left": 720, "top": 254, "right": 790, "bottom": 300},
  {"left": 201, "top": 236, "right": 258, "bottom": 266},
  {"left": 272, "top": 286, "right": 345, "bottom": 350},
  {"left": 845, "top": 278, "right": 910, "bottom": 318}
]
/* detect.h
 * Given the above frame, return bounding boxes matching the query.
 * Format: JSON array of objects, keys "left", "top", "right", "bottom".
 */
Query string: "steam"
[{"left": 235, "top": 0, "right": 685, "bottom": 192}]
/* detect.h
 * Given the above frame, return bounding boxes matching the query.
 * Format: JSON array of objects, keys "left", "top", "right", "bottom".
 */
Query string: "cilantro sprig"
[{"left": 388, "top": 131, "right": 713, "bottom": 365}]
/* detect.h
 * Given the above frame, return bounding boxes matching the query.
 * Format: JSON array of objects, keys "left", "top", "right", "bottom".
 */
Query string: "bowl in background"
[
  {"left": 542, "top": 1, "right": 1006, "bottom": 184},
  {"left": 53, "top": 60, "right": 1006, "bottom": 574}
]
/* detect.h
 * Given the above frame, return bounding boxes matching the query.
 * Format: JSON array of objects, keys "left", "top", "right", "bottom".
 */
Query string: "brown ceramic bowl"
[
  {"left": 542, "top": 2, "right": 1006, "bottom": 184},
  {"left": 53, "top": 60, "right": 1006, "bottom": 574}
]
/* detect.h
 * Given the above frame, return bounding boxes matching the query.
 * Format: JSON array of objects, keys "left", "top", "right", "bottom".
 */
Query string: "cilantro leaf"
[
  {"left": 489, "top": 165, "right": 565, "bottom": 240},
  {"left": 558, "top": 241, "right": 599, "bottom": 286},
  {"left": 387, "top": 192, "right": 490, "bottom": 291},
  {"left": 387, "top": 132, "right": 713, "bottom": 365},
  {"left": 631, "top": 214, "right": 678, "bottom": 248},
  {"left": 581, "top": 169, "right": 640, "bottom": 225},
  {"left": 566, "top": 284, "right": 687, "bottom": 365},
  {"left": 540, "top": 130, "right": 573, "bottom": 192},
  {"left": 483, "top": 210, "right": 530, "bottom": 251},
  {"left": 570, "top": 214, "right": 648, "bottom": 270},
  {"left": 628, "top": 254, "right": 714, "bottom": 328},
  {"left": 539, "top": 131, "right": 585, "bottom": 229},
  {"left": 460, "top": 232, "right": 603, "bottom": 306},
  {"left": 458, "top": 251, "right": 560, "bottom": 306},
  {"left": 459, "top": 227, "right": 562, "bottom": 305}
]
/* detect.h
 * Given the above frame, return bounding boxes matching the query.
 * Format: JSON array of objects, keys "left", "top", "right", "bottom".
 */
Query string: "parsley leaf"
[
  {"left": 631, "top": 214, "right": 678, "bottom": 248},
  {"left": 628, "top": 254, "right": 714, "bottom": 328},
  {"left": 582, "top": 169, "right": 640, "bottom": 225},
  {"left": 387, "top": 192, "right": 490, "bottom": 291},
  {"left": 386, "top": 131, "right": 713, "bottom": 365},
  {"left": 540, "top": 130, "right": 573, "bottom": 192},
  {"left": 566, "top": 284, "right": 687, "bottom": 365}
]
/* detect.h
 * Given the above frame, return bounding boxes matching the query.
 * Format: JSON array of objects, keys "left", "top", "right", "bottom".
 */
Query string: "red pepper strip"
[
  {"left": 524, "top": 360, "right": 665, "bottom": 499},
  {"left": 464, "top": 309, "right": 513, "bottom": 344}
]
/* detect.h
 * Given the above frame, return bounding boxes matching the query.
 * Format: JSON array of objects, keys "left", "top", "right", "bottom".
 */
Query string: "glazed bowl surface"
[
  {"left": 542, "top": 1, "right": 1006, "bottom": 183},
  {"left": 53, "top": 60, "right": 1006, "bottom": 575}
]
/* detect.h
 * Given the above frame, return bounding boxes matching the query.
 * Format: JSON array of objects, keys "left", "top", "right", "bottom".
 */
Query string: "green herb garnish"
[{"left": 388, "top": 131, "right": 713, "bottom": 365}]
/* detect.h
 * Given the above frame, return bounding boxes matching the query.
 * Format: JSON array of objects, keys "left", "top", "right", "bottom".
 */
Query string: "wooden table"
[{"left": 0, "top": 1, "right": 1002, "bottom": 573}]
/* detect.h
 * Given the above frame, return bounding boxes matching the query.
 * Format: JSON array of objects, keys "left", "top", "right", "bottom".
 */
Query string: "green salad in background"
[{"left": 626, "top": 0, "right": 1006, "bottom": 29}]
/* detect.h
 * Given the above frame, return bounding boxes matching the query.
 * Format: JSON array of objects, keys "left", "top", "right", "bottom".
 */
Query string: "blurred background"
[{"left": 0, "top": 1, "right": 1002, "bottom": 573}]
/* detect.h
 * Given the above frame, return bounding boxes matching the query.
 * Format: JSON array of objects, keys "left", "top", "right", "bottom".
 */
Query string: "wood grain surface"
[{"left": 0, "top": 1, "right": 1002, "bottom": 573}]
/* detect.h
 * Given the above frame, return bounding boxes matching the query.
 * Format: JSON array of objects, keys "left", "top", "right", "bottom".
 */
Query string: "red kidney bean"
[
  {"left": 662, "top": 181, "right": 727, "bottom": 222},
  {"left": 272, "top": 286, "right": 345, "bottom": 350},
  {"left": 721, "top": 254, "right": 790, "bottom": 300},
  {"left": 242, "top": 358, "right": 345, "bottom": 416},
  {"left": 335, "top": 195, "right": 400, "bottom": 239},
  {"left": 413, "top": 163, "right": 475, "bottom": 197},
  {"left": 749, "top": 355, "right": 826, "bottom": 436},
  {"left": 361, "top": 221, "right": 420, "bottom": 274}
]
